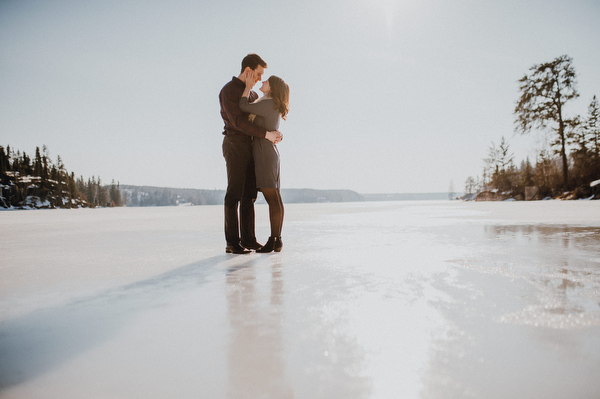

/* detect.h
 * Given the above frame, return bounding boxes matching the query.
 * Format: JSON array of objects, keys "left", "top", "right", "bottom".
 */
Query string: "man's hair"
[{"left": 241, "top": 53, "right": 267, "bottom": 73}]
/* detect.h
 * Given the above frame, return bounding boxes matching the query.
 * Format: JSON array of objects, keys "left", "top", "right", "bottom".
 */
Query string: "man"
[{"left": 219, "top": 53, "right": 282, "bottom": 254}]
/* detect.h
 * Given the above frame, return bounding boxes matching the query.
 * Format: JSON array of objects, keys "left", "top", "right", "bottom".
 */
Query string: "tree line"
[
  {"left": 464, "top": 55, "right": 600, "bottom": 200},
  {"left": 0, "top": 145, "right": 123, "bottom": 208}
]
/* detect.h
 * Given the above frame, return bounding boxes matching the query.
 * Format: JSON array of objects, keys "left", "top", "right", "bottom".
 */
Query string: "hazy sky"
[{"left": 1, "top": 0, "right": 599, "bottom": 193}]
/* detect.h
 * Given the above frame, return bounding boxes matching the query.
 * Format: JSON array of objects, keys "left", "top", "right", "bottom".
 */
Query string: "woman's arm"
[
  {"left": 240, "top": 70, "right": 281, "bottom": 144},
  {"left": 239, "top": 71, "right": 271, "bottom": 116},
  {"left": 239, "top": 96, "right": 273, "bottom": 117}
]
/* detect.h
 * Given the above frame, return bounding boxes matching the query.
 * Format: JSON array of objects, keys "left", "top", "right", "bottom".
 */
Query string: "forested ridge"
[{"left": 0, "top": 145, "right": 122, "bottom": 209}]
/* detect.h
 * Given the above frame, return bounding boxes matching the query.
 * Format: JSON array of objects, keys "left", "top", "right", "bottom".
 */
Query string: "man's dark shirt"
[{"left": 219, "top": 77, "right": 266, "bottom": 138}]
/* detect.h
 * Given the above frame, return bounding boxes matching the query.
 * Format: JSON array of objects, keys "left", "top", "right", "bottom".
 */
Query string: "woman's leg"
[{"left": 261, "top": 188, "right": 284, "bottom": 237}]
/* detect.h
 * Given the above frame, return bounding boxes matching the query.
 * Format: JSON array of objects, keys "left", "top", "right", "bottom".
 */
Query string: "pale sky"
[{"left": 1, "top": 0, "right": 599, "bottom": 194}]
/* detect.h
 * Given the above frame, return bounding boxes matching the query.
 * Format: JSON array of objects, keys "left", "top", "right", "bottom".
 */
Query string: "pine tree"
[
  {"left": 534, "top": 149, "right": 561, "bottom": 197},
  {"left": 521, "top": 158, "right": 534, "bottom": 187},
  {"left": 484, "top": 137, "right": 516, "bottom": 192},
  {"left": 88, "top": 177, "right": 97, "bottom": 206},
  {"left": 6, "top": 145, "right": 11, "bottom": 169},
  {"left": 0, "top": 146, "right": 8, "bottom": 175},
  {"left": 50, "top": 165, "right": 58, "bottom": 181},
  {"left": 97, "top": 179, "right": 108, "bottom": 207},
  {"left": 21, "top": 151, "right": 32, "bottom": 175},
  {"left": 42, "top": 145, "right": 50, "bottom": 180},
  {"left": 514, "top": 55, "right": 579, "bottom": 189},
  {"left": 76, "top": 176, "right": 88, "bottom": 203},
  {"left": 56, "top": 155, "right": 65, "bottom": 183},
  {"left": 109, "top": 179, "right": 122, "bottom": 206},
  {"left": 34, "top": 147, "right": 43, "bottom": 177},
  {"left": 12, "top": 150, "right": 21, "bottom": 173},
  {"left": 68, "top": 172, "right": 79, "bottom": 200},
  {"left": 583, "top": 96, "right": 600, "bottom": 178}
]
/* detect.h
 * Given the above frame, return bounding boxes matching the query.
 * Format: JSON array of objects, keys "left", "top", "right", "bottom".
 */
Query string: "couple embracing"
[{"left": 219, "top": 53, "right": 290, "bottom": 254}]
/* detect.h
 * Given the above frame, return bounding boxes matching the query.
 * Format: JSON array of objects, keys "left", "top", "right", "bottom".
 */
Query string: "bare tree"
[
  {"left": 514, "top": 55, "right": 579, "bottom": 189},
  {"left": 464, "top": 176, "right": 476, "bottom": 194}
]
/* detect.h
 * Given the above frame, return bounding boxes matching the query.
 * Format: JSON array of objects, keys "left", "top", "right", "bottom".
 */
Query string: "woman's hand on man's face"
[{"left": 245, "top": 69, "right": 256, "bottom": 88}]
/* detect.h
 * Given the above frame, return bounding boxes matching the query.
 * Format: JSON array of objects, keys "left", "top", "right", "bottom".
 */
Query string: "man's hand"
[{"left": 266, "top": 130, "right": 283, "bottom": 144}]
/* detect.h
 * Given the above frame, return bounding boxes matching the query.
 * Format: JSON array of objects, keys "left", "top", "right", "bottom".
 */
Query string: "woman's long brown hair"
[{"left": 268, "top": 76, "right": 290, "bottom": 120}]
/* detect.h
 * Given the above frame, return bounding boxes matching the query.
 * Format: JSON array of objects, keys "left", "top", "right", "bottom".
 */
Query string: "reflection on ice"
[
  {"left": 479, "top": 224, "right": 600, "bottom": 329},
  {"left": 226, "top": 258, "right": 294, "bottom": 398},
  {"left": 484, "top": 224, "right": 600, "bottom": 250}
]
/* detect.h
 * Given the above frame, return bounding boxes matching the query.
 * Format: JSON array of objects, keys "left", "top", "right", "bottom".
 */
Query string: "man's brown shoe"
[
  {"left": 226, "top": 243, "right": 251, "bottom": 254},
  {"left": 241, "top": 240, "right": 263, "bottom": 251}
]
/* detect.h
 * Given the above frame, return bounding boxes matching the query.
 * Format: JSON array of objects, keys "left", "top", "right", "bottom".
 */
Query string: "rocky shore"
[{"left": 465, "top": 180, "right": 600, "bottom": 201}]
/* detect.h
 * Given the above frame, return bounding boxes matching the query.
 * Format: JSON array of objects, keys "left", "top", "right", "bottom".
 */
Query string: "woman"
[{"left": 239, "top": 73, "right": 289, "bottom": 253}]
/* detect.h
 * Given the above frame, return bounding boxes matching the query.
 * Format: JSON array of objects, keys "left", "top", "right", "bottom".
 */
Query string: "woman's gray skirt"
[{"left": 252, "top": 137, "right": 280, "bottom": 189}]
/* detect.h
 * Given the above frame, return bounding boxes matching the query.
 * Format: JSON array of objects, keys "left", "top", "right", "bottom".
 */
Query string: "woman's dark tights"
[{"left": 261, "top": 188, "right": 284, "bottom": 237}]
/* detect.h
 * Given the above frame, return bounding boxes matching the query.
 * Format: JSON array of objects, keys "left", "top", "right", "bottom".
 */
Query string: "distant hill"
[
  {"left": 362, "top": 192, "right": 457, "bottom": 201},
  {"left": 120, "top": 185, "right": 456, "bottom": 207},
  {"left": 120, "top": 186, "right": 365, "bottom": 206},
  {"left": 281, "top": 189, "right": 364, "bottom": 203},
  {"left": 120, "top": 185, "right": 224, "bottom": 206}
]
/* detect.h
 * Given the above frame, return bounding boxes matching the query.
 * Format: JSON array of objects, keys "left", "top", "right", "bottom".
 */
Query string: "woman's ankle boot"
[
  {"left": 257, "top": 236, "right": 283, "bottom": 253},
  {"left": 273, "top": 236, "right": 283, "bottom": 252}
]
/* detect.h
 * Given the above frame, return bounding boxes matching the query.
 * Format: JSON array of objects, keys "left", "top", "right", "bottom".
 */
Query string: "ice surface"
[{"left": 1, "top": 201, "right": 600, "bottom": 398}]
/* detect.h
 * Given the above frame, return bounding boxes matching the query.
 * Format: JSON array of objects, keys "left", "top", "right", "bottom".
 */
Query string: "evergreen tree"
[
  {"left": 34, "top": 147, "right": 43, "bottom": 177},
  {"left": 484, "top": 137, "right": 516, "bottom": 192},
  {"left": 68, "top": 172, "right": 79, "bottom": 200},
  {"left": 520, "top": 158, "right": 534, "bottom": 187},
  {"left": 534, "top": 149, "right": 561, "bottom": 197},
  {"left": 583, "top": 96, "right": 600, "bottom": 178},
  {"left": 117, "top": 182, "right": 123, "bottom": 206},
  {"left": 582, "top": 96, "right": 599, "bottom": 156},
  {"left": 76, "top": 175, "right": 88, "bottom": 202},
  {"left": 97, "top": 177, "right": 108, "bottom": 206},
  {"left": 56, "top": 155, "right": 65, "bottom": 183},
  {"left": 42, "top": 145, "right": 50, "bottom": 180},
  {"left": 0, "top": 146, "right": 8, "bottom": 175},
  {"left": 87, "top": 177, "right": 97, "bottom": 206},
  {"left": 50, "top": 165, "right": 58, "bottom": 181},
  {"left": 12, "top": 150, "right": 21, "bottom": 173},
  {"left": 569, "top": 121, "right": 592, "bottom": 186},
  {"left": 514, "top": 55, "right": 579, "bottom": 189},
  {"left": 109, "top": 180, "right": 122, "bottom": 206},
  {"left": 21, "top": 152, "right": 32, "bottom": 175},
  {"left": 6, "top": 145, "right": 11, "bottom": 169}
]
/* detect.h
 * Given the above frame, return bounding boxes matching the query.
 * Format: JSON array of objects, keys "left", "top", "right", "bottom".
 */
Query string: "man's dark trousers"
[{"left": 222, "top": 134, "right": 258, "bottom": 245}]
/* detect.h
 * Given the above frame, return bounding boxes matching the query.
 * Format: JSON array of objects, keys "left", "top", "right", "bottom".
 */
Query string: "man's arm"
[
  {"left": 239, "top": 97, "right": 283, "bottom": 144},
  {"left": 220, "top": 86, "right": 267, "bottom": 139}
]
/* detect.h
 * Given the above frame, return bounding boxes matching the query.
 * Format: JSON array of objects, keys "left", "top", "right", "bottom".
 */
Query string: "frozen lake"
[{"left": 1, "top": 200, "right": 600, "bottom": 398}]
